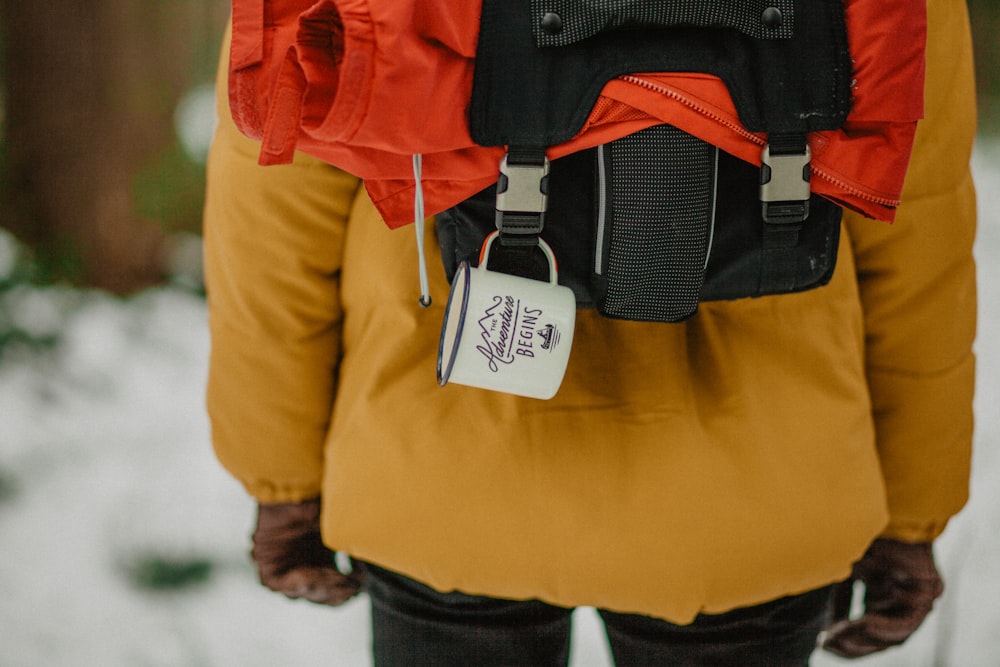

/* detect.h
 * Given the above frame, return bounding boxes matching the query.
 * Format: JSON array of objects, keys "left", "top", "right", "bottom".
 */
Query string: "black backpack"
[{"left": 437, "top": 0, "right": 849, "bottom": 322}]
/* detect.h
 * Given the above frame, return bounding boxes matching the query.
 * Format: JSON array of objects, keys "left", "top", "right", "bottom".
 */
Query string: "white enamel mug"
[{"left": 437, "top": 232, "right": 576, "bottom": 399}]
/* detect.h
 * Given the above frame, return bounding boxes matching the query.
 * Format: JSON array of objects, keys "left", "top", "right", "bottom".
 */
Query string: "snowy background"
[{"left": 0, "top": 87, "right": 997, "bottom": 666}]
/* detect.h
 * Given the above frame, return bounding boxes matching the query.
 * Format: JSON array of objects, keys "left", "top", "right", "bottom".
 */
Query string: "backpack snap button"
[
  {"left": 761, "top": 7, "right": 783, "bottom": 28},
  {"left": 540, "top": 12, "right": 563, "bottom": 35}
]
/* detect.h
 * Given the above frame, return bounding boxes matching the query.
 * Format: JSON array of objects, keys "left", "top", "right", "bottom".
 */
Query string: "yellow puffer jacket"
[{"left": 204, "top": 0, "right": 977, "bottom": 622}]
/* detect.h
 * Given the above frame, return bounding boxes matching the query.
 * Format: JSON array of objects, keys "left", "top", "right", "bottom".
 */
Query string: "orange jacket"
[{"left": 228, "top": 0, "right": 926, "bottom": 227}]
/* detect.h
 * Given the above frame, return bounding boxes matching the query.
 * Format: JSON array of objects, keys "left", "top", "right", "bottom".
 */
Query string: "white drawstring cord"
[{"left": 412, "top": 154, "right": 432, "bottom": 307}]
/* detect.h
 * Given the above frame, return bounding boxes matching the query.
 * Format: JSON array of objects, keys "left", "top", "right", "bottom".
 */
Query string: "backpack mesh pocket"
[
  {"left": 593, "top": 125, "right": 717, "bottom": 322},
  {"left": 436, "top": 124, "right": 841, "bottom": 324}
]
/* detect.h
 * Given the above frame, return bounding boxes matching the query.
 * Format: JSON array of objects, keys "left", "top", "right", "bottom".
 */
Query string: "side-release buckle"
[
  {"left": 495, "top": 149, "right": 550, "bottom": 246},
  {"left": 760, "top": 143, "right": 811, "bottom": 224}
]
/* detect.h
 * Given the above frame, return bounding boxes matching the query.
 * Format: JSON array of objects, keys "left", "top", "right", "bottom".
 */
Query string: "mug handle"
[{"left": 477, "top": 231, "right": 560, "bottom": 286}]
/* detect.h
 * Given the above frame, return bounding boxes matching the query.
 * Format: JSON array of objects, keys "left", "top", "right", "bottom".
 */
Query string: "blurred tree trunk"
[
  {"left": 0, "top": 1, "right": 225, "bottom": 294},
  {"left": 968, "top": 0, "right": 999, "bottom": 131}
]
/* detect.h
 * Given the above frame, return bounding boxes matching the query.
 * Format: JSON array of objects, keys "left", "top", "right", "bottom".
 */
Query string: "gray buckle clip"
[
  {"left": 760, "top": 144, "right": 811, "bottom": 223},
  {"left": 496, "top": 154, "right": 550, "bottom": 217}
]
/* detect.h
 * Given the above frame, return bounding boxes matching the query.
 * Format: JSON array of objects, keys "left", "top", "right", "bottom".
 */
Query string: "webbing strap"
[
  {"left": 759, "top": 132, "right": 808, "bottom": 292},
  {"left": 761, "top": 224, "right": 801, "bottom": 292}
]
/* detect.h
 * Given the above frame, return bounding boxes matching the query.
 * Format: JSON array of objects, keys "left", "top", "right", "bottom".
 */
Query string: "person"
[{"left": 202, "top": 0, "right": 978, "bottom": 664}]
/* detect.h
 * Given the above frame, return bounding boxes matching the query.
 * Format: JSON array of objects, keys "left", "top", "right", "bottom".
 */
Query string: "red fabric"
[{"left": 228, "top": 0, "right": 926, "bottom": 227}]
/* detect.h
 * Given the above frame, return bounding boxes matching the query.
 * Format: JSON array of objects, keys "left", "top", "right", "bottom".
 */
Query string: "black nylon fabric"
[
  {"left": 705, "top": 150, "right": 840, "bottom": 300},
  {"left": 530, "top": 0, "right": 796, "bottom": 46},
  {"left": 470, "top": 0, "right": 851, "bottom": 146},
  {"left": 436, "top": 125, "right": 841, "bottom": 322}
]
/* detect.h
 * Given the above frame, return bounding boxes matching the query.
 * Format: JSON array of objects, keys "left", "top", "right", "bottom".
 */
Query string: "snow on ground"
[{"left": 0, "top": 141, "right": 997, "bottom": 667}]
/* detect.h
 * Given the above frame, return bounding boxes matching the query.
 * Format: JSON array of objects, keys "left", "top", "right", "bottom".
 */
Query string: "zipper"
[
  {"left": 619, "top": 74, "right": 901, "bottom": 210},
  {"left": 811, "top": 169, "right": 901, "bottom": 209},
  {"left": 620, "top": 75, "right": 764, "bottom": 146}
]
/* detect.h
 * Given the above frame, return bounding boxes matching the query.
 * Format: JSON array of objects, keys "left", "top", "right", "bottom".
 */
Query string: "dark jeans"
[{"left": 361, "top": 563, "right": 834, "bottom": 667}]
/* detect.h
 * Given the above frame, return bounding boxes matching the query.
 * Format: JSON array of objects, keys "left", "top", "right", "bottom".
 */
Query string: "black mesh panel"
[{"left": 596, "top": 125, "right": 715, "bottom": 322}]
